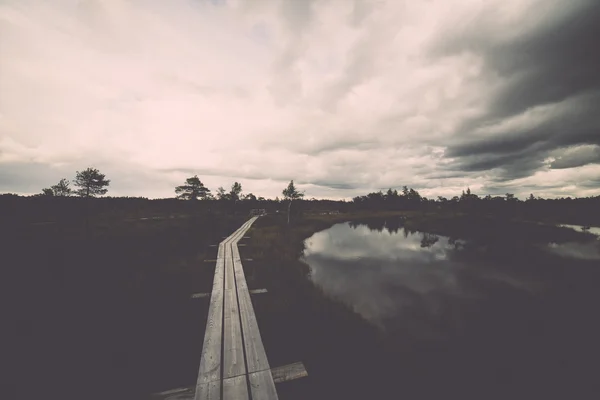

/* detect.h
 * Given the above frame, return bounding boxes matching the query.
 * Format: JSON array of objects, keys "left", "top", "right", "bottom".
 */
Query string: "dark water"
[
  {"left": 302, "top": 219, "right": 600, "bottom": 397},
  {"left": 304, "top": 221, "right": 600, "bottom": 331}
]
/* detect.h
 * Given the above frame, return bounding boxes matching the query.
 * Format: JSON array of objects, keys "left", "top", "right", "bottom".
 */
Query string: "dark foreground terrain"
[
  {"left": 3, "top": 211, "right": 246, "bottom": 399},
  {"left": 4, "top": 206, "right": 600, "bottom": 400}
]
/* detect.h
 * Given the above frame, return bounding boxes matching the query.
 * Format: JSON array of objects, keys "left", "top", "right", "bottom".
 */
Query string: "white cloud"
[{"left": 0, "top": 0, "right": 598, "bottom": 198}]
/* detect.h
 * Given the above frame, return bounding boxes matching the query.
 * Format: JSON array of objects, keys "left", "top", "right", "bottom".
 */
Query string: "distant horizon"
[
  {"left": 2, "top": 0, "right": 599, "bottom": 199},
  {"left": 4, "top": 184, "right": 598, "bottom": 202}
]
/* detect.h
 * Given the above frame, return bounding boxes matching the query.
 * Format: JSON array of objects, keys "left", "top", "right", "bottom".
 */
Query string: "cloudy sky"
[{"left": 1, "top": 0, "right": 599, "bottom": 199}]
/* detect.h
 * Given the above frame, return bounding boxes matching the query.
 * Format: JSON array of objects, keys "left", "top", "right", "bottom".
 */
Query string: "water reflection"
[
  {"left": 546, "top": 241, "right": 600, "bottom": 260},
  {"left": 304, "top": 221, "right": 481, "bottom": 331},
  {"left": 302, "top": 218, "right": 600, "bottom": 397},
  {"left": 547, "top": 224, "right": 600, "bottom": 259},
  {"left": 303, "top": 218, "right": 599, "bottom": 333},
  {"left": 558, "top": 223, "right": 600, "bottom": 237}
]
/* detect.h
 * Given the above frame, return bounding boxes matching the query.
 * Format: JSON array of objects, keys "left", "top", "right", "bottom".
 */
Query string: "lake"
[{"left": 302, "top": 218, "right": 600, "bottom": 398}]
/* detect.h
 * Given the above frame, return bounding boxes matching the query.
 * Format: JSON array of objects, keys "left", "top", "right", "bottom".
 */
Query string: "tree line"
[
  {"left": 40, "top": 168, "right": 110, "bottom": 198},
  {"left": 352, "top": 186, "right": 600, "bottom": 225},
  {"left": 37, "top": 170, "right": 304, "bottom": 205},
  {"left": 12, "top": 168, "right": 600, "bottom": 225},
  {"left": 31, "top": 169, "right": 305, "bottom": 223},
  {"left": 175, "top": 175, "right": 303, "bottom": 223}
]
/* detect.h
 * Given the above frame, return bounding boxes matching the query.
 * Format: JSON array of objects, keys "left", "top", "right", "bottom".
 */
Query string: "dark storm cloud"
[
  {"left": 454, "top": 152, "right": 547, "bottom": 180},
  {"left": 550, "top": 145, "right": 600, "bottom": 169},
  {"left": 488, "top": 3, "right": 600, "bottom": 120},
  {"left": 432, "top": 0, "right": 600, "bottom": 182},
  {"left": 449, "top": 93, "right": 600, "bottom": 158},
  {"left": 432, "top": 1, "right": 600, "bottom": 119}
]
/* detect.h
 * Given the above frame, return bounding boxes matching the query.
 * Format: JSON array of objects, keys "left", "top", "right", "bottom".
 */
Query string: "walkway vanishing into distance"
[{"left": 195, "top": 216, "right": 278, "bottom": 400}]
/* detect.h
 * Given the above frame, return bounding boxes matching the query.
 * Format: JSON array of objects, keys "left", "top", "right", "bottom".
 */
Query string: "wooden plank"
[
  {"left": 223, "top": 285, "right": 245, "bottom": 378},
  {"left": 190, "top": 289, "right": 267, "bottom": 299},
  {"left": 197, "top": 226, "right": 240, "bottom": 384},
  {"left": 231, "top": 245, "right": 242, "bottom": 264},
  {"left": 194, "top": 381, "right": 220, "bottom": 400},
  {"left": 237, "top": 287, "right": 270, "bottom": 373},
  {"left": 249, "top": 288, "right": 268, "bottom": 295},
  {"left": 224, "top": 246, "right": 235, "bottom": 290},
  {"left": 249, "top": 370, "right": 278, "bottom": 400},
  {"left": 194, "top": 216, "right": 262, "bottom": 399},
  {"left": 223, "top": 298, "right": 245, "bottom": 376},
  {"left": 222, "top": 375, "right": 249, "bottom": 400},
  {"left": 223, "top": 227, "right": 247, "bottom": 379},
  {"left": 151, "top": 386, "right": 194, "bottom": 399},
  {"left": 233, "top": 250, "right": 270, "bottom": 374},
  {"left": 271, "top": 362, "right": 308, "bottom": 383},
  {"left": 196, "top": 251, "right": 225, "bottom": 384}
]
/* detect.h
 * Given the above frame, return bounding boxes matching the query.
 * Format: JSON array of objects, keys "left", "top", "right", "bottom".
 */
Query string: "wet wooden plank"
[
  {"left": 194, "top": 381, "right": 220, "bottom": 400},
  {"left": 271, "top": 362, "right": 308, "bottom": 383},
  {"left": 249, "top": 370, "right": 278, "bottom": 400},
  {"left": 222, "top": 375, "right": 249, "bottom": 400}
]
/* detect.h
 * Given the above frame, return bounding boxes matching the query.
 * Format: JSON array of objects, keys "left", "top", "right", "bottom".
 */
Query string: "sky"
[{"left": 1, "top": 0, "right": 599, "bottom": 200}]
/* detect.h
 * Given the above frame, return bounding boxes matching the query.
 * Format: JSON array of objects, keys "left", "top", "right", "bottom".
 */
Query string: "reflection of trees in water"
[
  {"left": 420, "top": 232, "right": 439, "bottom": 248},
  {"left": 349, "top": 218, "right": 387, "bottom": 232},
  {"left": 350, "top": 217, "right": 407, "bottom": 235},
  {"left": 366, "top": 219, "right": 386, "bottom": 232},
  {"left": 403, "top": 226, "right": 418, "bottom": 238},
  {"left": 385, "top": 218, "right": 402, "bottom": 235},
  {"left": 448, "top": 237, "right": 467, "bottom": 250}
]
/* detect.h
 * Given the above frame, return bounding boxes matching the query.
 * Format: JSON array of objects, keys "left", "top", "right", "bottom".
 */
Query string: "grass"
[{"left": 4, "top": 212, "right": 247, "bottom": 400}]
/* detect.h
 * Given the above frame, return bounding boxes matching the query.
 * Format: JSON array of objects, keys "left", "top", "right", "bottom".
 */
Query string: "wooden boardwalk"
[{"left": 195, "top": 217, "right": 278, "bottom": 400}]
